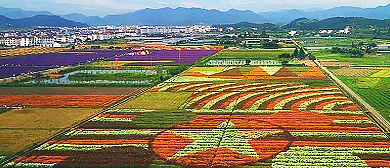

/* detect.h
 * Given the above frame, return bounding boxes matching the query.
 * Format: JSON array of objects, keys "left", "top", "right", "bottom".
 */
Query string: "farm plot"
[
  {"left": 0, "top": 87, "right": 147, "bottom": 107},
  {"left": 0, "top": 108, "right": 102, "bottom": 157},
  {"left": 0, "top": 87, "right": 137, "bottom": 95},
  {"left": 118, "top": 92, "right": 193, "bottom": 110},
  {"left": 0, "top": 50, "right": 132, "bottom": 79},
  {"left": 196, "top": 49, "right": 294, "bottom": 66},
  {"left": 337, "top": 74, "right": 390, "bottom": 121},
  {"left": 170, "top": 66, "right": 328, "bottom": 83},
  {"left": 0, "top": 95, "right": 126, "bottom": 107},
  {"left": 314, "top": 51, "right": 390, "bottom": 67},
  {"left": 330, "top": 68, "right": 379, "bottom": 77},
  {"left": 107, "top": 50, "right": 217, "bottom": 66},
  {"left": 25, "top": 70, "right": 158, "bottom": 86},
  {"left": 152, "top": 82, "right": 360, "bottom": 112},
  {"left": 371, "top": 68, "right": 390, "bottom": 77}
]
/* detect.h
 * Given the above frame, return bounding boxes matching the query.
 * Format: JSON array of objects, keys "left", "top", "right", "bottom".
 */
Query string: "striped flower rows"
[
  {"left": 272, "top": 146, "right": 390, "bottom": 168},
  {"left": 176, "top": 84, "right": 358, "bottom": 112}
]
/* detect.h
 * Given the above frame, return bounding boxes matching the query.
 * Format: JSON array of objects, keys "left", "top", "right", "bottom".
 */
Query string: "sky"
[{"left": 1, "top": 0, "right": 389, "bottom": 17}]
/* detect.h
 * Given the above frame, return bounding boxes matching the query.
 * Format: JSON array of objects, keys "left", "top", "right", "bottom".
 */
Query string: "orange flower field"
[{"left": 0, "top": 95, "right": 126, "bottom": 107}]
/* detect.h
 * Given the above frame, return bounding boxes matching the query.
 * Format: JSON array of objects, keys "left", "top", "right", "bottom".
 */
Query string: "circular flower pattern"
[{"left": 153, "top": 115, "right": 290, "bottom": 167}]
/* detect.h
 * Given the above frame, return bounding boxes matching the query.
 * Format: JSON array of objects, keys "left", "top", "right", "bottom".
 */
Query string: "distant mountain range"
[
  {"left": 0, "top": 4, "right": 390, "bottom": 27},
  {"left": 0, "top": 15, "right": 88, "bottom": 28},
  {"left": 259, "top": 3, "right": 390, "bottom": 24},
  {"left": 0, "top": 6, "right": 52, "bottom": 19},
  {"left": 213, "top": 22, "right": 279, "bottom": 30},
  {"left": 102, "top": 8, "right": 267, "bottom": 26},
  {"left": 58, "top": 8, "right": 267, "bottom": 26}
]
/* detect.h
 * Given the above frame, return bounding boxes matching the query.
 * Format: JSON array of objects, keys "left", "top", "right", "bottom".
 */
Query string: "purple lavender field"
[
  {"left": 0, "top": 50, "right": 132, "bottom": 78},
  {"left": 0, "top": 66, "right": 50, "bottom": 78},
  {"left": 108, "top": 50, "right": 217, "bottom": 65}
]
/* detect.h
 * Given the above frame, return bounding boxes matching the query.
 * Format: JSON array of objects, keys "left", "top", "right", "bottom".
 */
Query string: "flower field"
[
  {"left": 168, "top": 66, "right": 328, "bottom": 82},
  {"left": 5, "top": 109, "right": 390, "bottom": 167},
  {"left": 3, "top": 50, "right": 390, "bottom": 167},
  {"left": 0, "top": 87, "right": 148, "bottom": 107},
  {"left": 0, "top": 50, "right": 132, "bottom": 78},
  {"left": 195, "top": 49, "right": 296, "bottom": 66},
  {"left": 0, "top": 95, "right": 126, "bottom": 107},
  {"left": 151, "top": 82, "right": 360, "bottom": 112},
  {"left": 107, "top": 50, "right": 217, "bottom": 65}
]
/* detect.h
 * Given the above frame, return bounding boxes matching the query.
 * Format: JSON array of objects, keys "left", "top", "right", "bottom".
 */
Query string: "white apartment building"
[{"left": 0, "top": 37, "right": 21, "bottom": 47}]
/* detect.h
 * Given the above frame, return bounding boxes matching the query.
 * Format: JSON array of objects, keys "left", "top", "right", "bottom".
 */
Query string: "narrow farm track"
[
  {"left": 314, "top": 60, "right": 390, "bottom": 135},
  {"left": 0, "top": 87, "right": 149, "bottom": 166}
]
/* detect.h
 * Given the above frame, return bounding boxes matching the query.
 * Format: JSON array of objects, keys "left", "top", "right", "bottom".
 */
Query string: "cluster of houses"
[
  {"left": 0, "top": 25, "right": 215, "bottom": 48},
  {"left": 318, "top": 26, "right": 351, "bottom": 34}
]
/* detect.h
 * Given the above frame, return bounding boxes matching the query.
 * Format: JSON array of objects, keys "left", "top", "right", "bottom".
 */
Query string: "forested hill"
[
  {"left": 283, "top": 17, "right": 390, "bottom": 30},
  {"left": 214, "top": 17, "right": 390, "bottom": 31}
]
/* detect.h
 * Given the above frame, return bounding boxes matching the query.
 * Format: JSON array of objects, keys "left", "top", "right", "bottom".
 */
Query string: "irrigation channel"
[
  {"left": 314, "top": 60, "right": 390, "bottom": 137},
  {"left": 0, "top": 87, "right": 149, "bottom": 166}
]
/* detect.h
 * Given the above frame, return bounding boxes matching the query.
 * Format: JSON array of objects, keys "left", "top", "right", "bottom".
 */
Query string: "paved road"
[
  {"left": 291, "top": 39, "right": 309, "bottom": 55},
  {"left": 314, "top": 60, "right": 390, "bottom": 135}
]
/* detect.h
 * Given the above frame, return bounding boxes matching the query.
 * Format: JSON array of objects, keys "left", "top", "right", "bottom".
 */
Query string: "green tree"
[
  {"left": 281, "top": 60, "right": 289, "bottom": 66},
  {"left": 262, "top": 41, "right": 279, "bottom": 49},
  {"left": 260, "top": 31, "right": 268, "bottom": 38},
  {"left": 350, "top": 48, "right": 365, "bottom": 58},
  {"left": 299, "top": 47, "right": 306, "bottom": 59},
  {"left": 369, "top": 43, "right": 377, "bottom": 48},
  {"left": 292, "top": 48, "right": 299, "bottom": 58},
  {"left": 308, "top": 53, "right": 316, "bottom": 60},
  {"left": 245, "top": 59, "right": 251, "bottom": 65},
  {"left": 278, "top": 53, "right": 291, "bottom": 59}
]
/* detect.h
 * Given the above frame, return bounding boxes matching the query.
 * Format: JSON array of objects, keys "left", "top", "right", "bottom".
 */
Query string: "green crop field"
[
  {"left": 118, "top": 92, "right": 193, "bottom": 110},
  {"left": 313, "top": 51, "right": 390, "bottom": 66},
  {"left": 130, "top": 111, "right": 196, "bottom": 129},
  {"left": 337, "top": 75, "right": 390, "bottom": 121},
  {"left": 299, "top": 38, "right": 390, "bottom": 47},
  {"left": 210, "top": 49, "right": 293, "bottom": 60},
  {"left": 196, "top": 49, "right": 294, "bottom": 66}
]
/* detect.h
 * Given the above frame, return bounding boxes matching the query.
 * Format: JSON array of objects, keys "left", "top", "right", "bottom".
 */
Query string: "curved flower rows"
[{"left": 176, "top": 84, "right": 355, "bottom": 111}]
